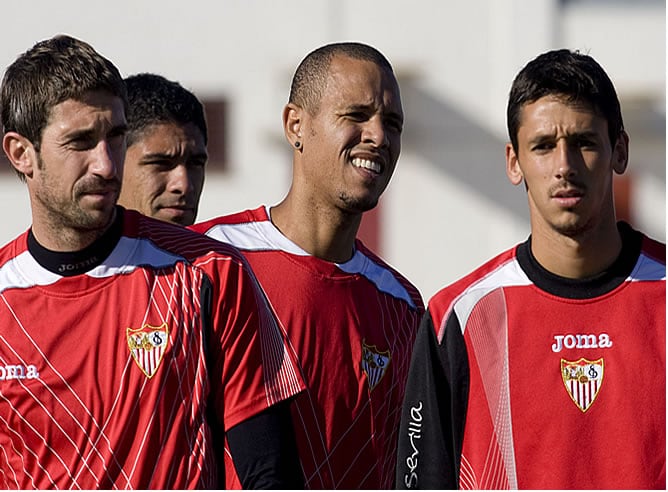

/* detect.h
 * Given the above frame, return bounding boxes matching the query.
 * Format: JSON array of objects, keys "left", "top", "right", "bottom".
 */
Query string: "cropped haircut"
[
  {"left": 507, "top": 49, "right": 624, "bottom": 152},
  {"left": 1, "top": 34, "right": 127, "bottom": 151},
  {"left": 289, "top": 42, "right": 395, "bottom": 115},
  {"left": 124, "top": 73, "right": 207, "bottom": 147}
]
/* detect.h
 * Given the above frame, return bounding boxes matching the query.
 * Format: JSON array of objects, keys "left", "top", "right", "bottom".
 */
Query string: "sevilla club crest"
[
  {"left": 561, "top": 358, "right": 604, "bottom": 412},
  {"left": 361, "top": 340, "right": 391, "bottom": 391},
  {"left": 127, "top": 323, "right": 169, "bottom": 378}
]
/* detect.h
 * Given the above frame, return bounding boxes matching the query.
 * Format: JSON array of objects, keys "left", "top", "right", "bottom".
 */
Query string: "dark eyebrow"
[
  {"left": 527, "top": 133, "right": 554, "bottom": 146},
  {"left": 568, "top": 130, "right": 600, "bottom": 140},
  {"left": 343, "top": 104, "right": 404, "bottom": 123},
  {"left": 63, "top": 126, "right": 96, "bottom": 141},
  {"left": 343, "top": 103, "right": 372, "bottom": 113},
  {"left": 140, "top": 150, "right": 209, "bottom": 162},
  {"left": 140, "top": 151, "right": 179, "bottom": 161},
  {"left": 63, "top": 122, "right": 127, "bottom": 141}
]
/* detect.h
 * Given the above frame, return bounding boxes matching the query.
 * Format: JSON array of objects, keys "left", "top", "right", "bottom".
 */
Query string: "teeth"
[{"left": 352, "top": 158, "right": 381, "bottom": 173}]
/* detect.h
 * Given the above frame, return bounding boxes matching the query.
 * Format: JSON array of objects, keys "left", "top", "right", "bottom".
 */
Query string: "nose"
[
  {"left": 167, "top": 164, "right": 191, "bottom": 195},
  {"left": 91, "top": 139, "right": 121, "bottom": 179},
  {"left": 362, "top": 116, "right": 389, "bottom": 148},
  {"left": 554, "top": 140, "right": 579, "bottom": 180}
]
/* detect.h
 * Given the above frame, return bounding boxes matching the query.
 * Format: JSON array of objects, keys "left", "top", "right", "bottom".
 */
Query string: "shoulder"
[
  {"left": 640, "top": 233, "right": 666, "bottom": 266},
  {"left": 190, "top": 206, "right": 268, "bottom": 235},
  {"left": 352, "top": 240, "right": 425, "bottom": 311},
  {"left": 0, "top": 231, "right": 28, "bottom": 269},
  {"left": 124, "top": 209, "right": 248, "bottom": 267},
  {"left": 618, "top": 221, "right": 665, "bottom": 280},
  {"left": 190, "top": 206, "right": 293, "bottom": 253},
  {"left": 428, "top": 244, "right": 526, "bottom": 332}
]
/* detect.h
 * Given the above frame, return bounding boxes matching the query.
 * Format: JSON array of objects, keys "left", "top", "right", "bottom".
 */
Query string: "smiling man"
[
  {"left": 118, "top": 73, "right": 207, "bottom": 226},
  {"left": 191, "top": 42, "right": 424, "bottom": 489},
  {"left": 396, "top": 49, "right": 665, "bottom": 490}
]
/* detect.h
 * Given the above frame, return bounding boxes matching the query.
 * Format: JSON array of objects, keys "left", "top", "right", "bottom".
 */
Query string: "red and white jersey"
[
  {"left": 396, "top": 222, "right": 666, "bottom": 490},
  {"left": 191, "top": 205, "right": 424, "bottom": 489},
  {"left": 0, "top": 209, "right": 303, "bottom": 489}
]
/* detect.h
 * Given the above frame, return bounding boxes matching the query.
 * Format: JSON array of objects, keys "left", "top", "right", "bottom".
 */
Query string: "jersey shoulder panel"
[
  {"left": 0, "top": 232, "right": 28, "bottom": 268},
  {"left": 126, "top": 209, "right": 248, "bottom": 268},
  {"left": 428, "top": 245, "right": 529, "bottom": 340},
  {"left": 347, "top": 239, "right": 424, "bottom": 311},
  {"left": 191, "top": 206, "right": 310, "bottom": 256},
  {"left": 634, "top": 234, "right": 666, "bottom": 280},
  {"left": 191, "top": 205, "right": 268, "bottom": 232}
]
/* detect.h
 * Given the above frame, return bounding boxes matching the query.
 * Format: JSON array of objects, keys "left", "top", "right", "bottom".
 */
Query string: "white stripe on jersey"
[
  {"left": 87, "top": 237, "right": 184, "bottom": 278},
  {"left": 0, "top": 237, "right": 185, "bottom": 293},
  {"left": 204, "top": 219, "right": 417, "bottom": 308},
  {"left": 450, "top": 259, "right": 531, "bottom": 340},
  {"left": 1, "top": 286, "right": 136, "bottom": 483},
  {"left": 204, "top": 220, "right": 309, "bottom": 256},
  {"left": 0, "top": 251, "right": 60, "bottom": 291}
]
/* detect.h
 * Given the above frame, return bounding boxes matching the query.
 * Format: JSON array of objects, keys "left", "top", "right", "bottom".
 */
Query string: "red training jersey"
[
  {"left": 396, "top": 222, "right": 666, "bottom": 489},
  {"left": 0, "top": 209, "right": 303, "bottom": 489},
  {"left": 191, "top": 205, "right": 424, "bottom": 489}
]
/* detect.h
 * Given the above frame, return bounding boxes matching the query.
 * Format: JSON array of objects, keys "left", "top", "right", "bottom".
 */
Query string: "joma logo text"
[
  {"left": 551, "top": 333, "right": 613, "bottom": 353},
  {"left": 0, "top": 364, "right": 39, "bottom": 380}
]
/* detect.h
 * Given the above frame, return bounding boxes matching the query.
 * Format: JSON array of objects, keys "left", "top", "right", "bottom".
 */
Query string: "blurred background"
[{"left": 0, "top": 0, "right": 664, "bottom": 300}]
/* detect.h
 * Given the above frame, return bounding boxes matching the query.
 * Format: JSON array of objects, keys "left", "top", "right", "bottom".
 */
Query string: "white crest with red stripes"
[
  {"left": 127, "top": 323, "right": 169, "bottom": 378},
  {"left": 361, "top": 340, "right": 391, "bottom": 391},
  {"left": 561, "top": 357, "right": 604, "bottom": 412}
]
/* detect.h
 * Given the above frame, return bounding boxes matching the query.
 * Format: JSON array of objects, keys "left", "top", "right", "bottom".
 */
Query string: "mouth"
[
  {"left": 159, "top": 204, "right": 192, "bottom": 213},
  {"left": 158, "top": 204, "right": 194, "bottom": 217},
  {"left": 552, "top": 187, "right": 585, "bottom": 207},
  {"left": 351, "top": 157, "right": 383, "bottom": 175},
  {"left": 80, "top": 187, "right": 119, "bottom": 202}
]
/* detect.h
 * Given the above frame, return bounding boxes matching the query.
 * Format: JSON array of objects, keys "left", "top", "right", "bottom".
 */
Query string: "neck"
[
  {"left": 530, "top": 218, "right": 622, "bottom": 279},
  {"left": 30, "top": 207, "right": 118, "bottom": 252},
  {"left": 28, "top": 210, "right": 123, "bottom": 276},
  {"left": 270, "top": 197, "right": 361, "bottom": 263}
]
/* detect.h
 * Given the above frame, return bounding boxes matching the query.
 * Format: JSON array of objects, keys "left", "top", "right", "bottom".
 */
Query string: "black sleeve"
[
  {"left": 226, "top": 400, "right": 304, "bottom": 489},
  {"left": 395, "top": 310, "right": 469, "bottom": 489}
]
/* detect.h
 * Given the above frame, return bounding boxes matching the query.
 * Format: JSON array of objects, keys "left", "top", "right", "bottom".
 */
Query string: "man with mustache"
[
  {"left": 396, "top": 49, "right": 665, "bottom": 490},
  {"left": 191, "top": 42, "right": 424, "bottom": 488},
  {"left": 118, "top": 73, "right": 207, "bottom": 226},
  {"left": 0, "top": 35, "right": 303, "bottom": 489}
]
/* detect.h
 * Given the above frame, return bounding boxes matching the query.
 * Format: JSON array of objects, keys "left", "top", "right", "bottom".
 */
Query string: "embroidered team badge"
[
  {"left": 126, "top": 323, "right": 169, "bottom": 378},
  {"left": 561, "top": 358, "right": 604, "bottom": 412},
  {"left": 361, "top": 341, "right": 391, "bottom": 391}
]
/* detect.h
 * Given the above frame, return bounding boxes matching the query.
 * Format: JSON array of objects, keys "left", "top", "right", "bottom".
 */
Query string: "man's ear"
[
  {"left": 282, "top": 103, "right": 304, "bottom": 150},
  {"left": 505, "top": 142, "right": 523, "bottom": 186},
  {"left": 612, "top": 130, "right": 629, "bottom": 175},
  {"left": 2, "top": 132, "right": 36, "bottom": 178}
]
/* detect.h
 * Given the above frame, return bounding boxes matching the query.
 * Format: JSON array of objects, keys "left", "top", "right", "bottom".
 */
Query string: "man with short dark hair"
[
  {"left": 0, "top": 34, "right": 304, "bottom": 489},
  {"left": 191, "top": 42, "right": 424, "bottom": 489},
  {"left": 396, "top": 49, "right": 665, "bottom": 490},
  {"left": 118, "top": 73, "right": 207, "bottom": 226}
]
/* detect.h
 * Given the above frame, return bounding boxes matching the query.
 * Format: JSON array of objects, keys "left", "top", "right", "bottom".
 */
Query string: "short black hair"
[
  {"left": 289, "top": 42, "right": 395, "bottom": 115},
  {"left": 507, "top": 49, "right": 624, "bottom": 151},
  {"left": 124, "top": 73, "right": 207, "bottom": 147}
]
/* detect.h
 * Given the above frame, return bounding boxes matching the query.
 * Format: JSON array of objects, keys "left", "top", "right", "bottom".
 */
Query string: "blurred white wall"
[{"left": 0, "top": 0, "right": 664, "bottom": 300}]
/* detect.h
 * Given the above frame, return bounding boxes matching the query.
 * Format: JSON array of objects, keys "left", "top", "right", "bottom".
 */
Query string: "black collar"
[
  {"left": 516, "top": 222, "right": 642, "bottom": 299},
  {"left": 28, "top": 209, "right": 124, "bottom": 276}
]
